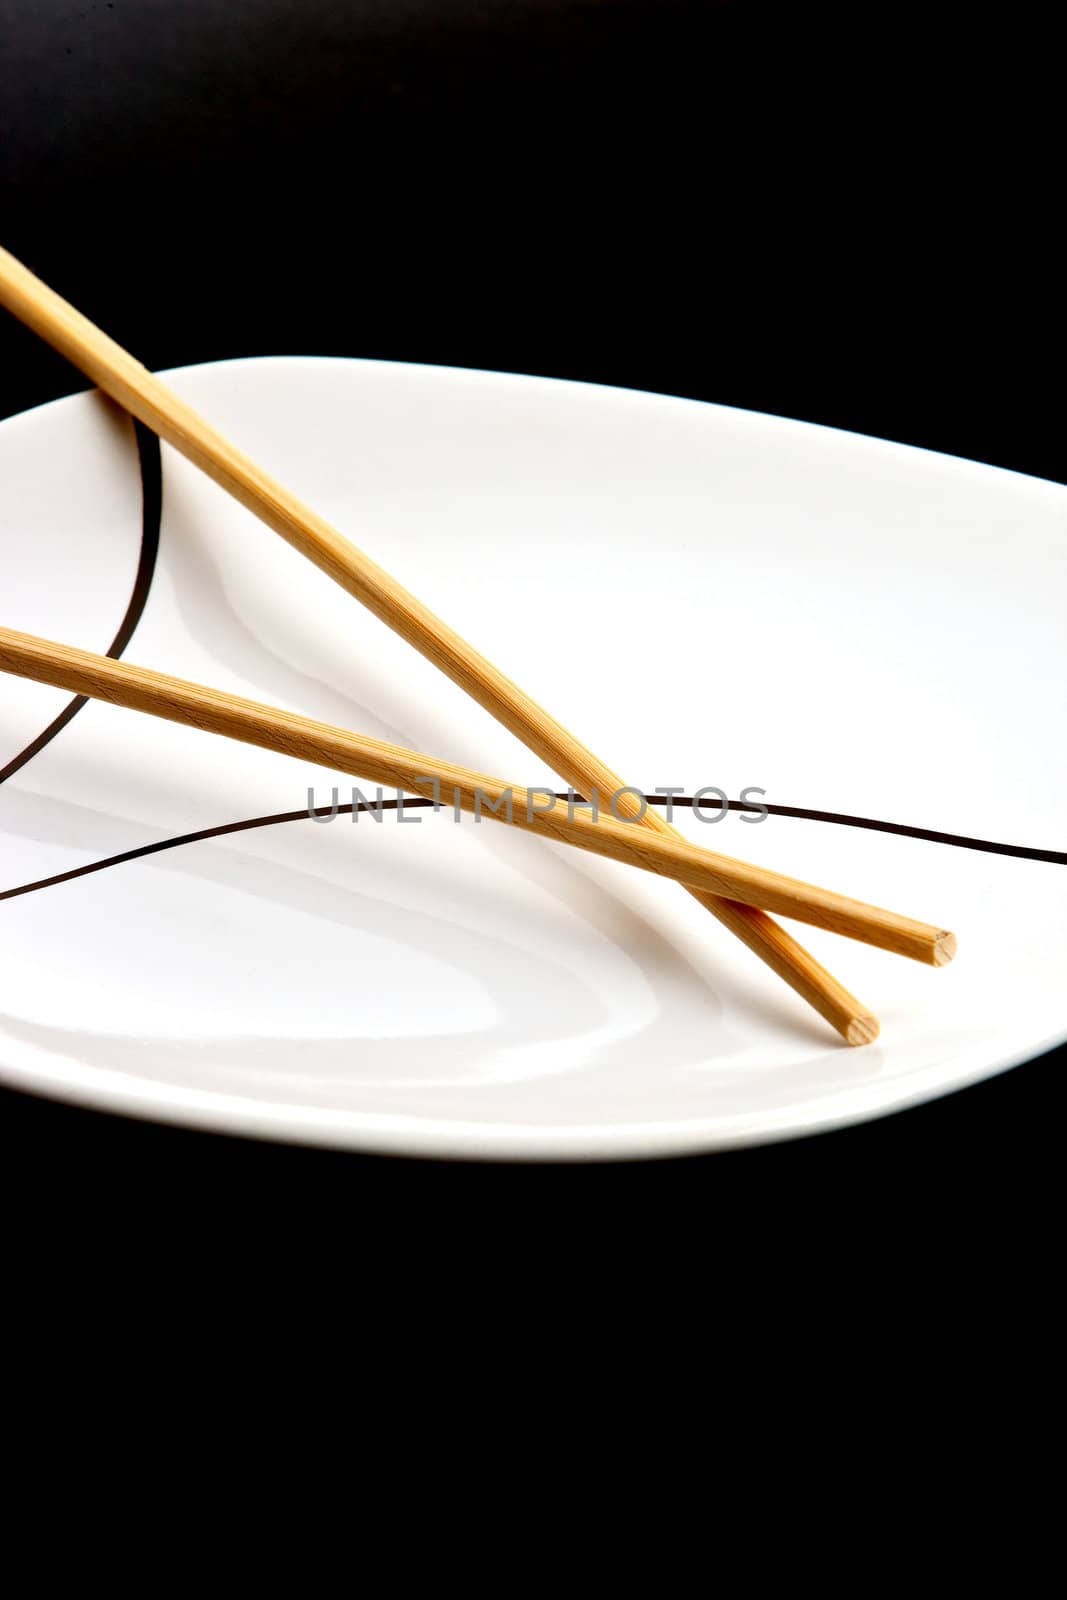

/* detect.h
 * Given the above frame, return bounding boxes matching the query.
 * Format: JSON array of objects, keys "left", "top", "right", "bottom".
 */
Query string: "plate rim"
[{"left": 0, "top": 1028, "right": 1062, "bottom": 1160}]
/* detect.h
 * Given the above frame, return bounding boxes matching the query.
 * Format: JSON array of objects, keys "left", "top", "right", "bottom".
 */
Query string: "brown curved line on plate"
[
  {"left": 1, "top": 422, "right": 1062, "bottom": 897},
  {"left": 0, "top": 419, "right": 162, "bottom": 786},
  {"left": 1, "top": 793, "right": 1063, "bottom": 904}
]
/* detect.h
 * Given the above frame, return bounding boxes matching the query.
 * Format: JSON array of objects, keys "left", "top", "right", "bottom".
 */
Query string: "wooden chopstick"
[
  {"left": 0, "top": 626, "right": 956, "bottom": 968},
  {"left": 0, "top": 244, "right": 881, "bottom": 1043}
]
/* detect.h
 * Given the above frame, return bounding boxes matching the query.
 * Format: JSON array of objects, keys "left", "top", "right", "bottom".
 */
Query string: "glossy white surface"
[{"left": 0, "top": 357, "right": 1064, "bottom": 1157}]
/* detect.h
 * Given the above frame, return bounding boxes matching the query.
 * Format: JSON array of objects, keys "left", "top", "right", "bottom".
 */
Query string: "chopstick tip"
[
  {"left": 933, "top": 930, "right": 958, "bottom": 967},
  {"left": 846, "top": 1013, "right": 880, "bottom": 1047}
]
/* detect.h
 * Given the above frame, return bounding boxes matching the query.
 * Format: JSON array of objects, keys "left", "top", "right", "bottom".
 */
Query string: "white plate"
[{"left": 1, "top": 357, "right": 1064, "bottom": 1158}]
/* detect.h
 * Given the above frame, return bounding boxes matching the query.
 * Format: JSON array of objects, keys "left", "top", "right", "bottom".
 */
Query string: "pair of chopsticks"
[{"left": 0, "top": 244, "right": 955, "bottom": 1043}]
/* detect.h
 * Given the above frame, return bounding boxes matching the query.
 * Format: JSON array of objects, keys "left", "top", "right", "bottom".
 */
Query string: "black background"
[{"left": 0, "top": 2, "right": 1062, "bottom": 1274}]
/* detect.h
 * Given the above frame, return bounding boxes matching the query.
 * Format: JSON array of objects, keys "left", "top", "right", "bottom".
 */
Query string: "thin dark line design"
[
  {"left": 1, "top": 419, "right": 1062, "bottom": 902},
  {"left": 1, "top": 792, "right": 1062, "bottom": 905},
  {"left": 0, "top": 419, "right": 162, "bottom": 787},
  {"left": 725, "top": 800, "right": 1067, "bottom": 865}
]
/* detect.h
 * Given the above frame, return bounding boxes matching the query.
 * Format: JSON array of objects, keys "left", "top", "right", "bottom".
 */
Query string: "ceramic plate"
[{"left": 1, "top": 357, "right": 1064, "bottom": 1158}]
